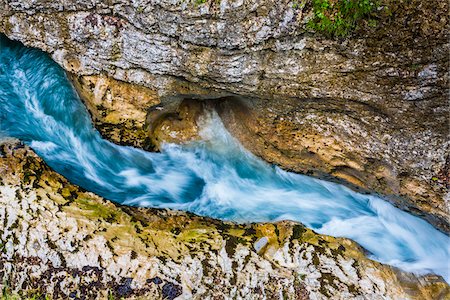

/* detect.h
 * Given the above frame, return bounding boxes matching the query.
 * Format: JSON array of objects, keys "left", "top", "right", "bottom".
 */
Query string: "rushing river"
[{"left": 0, "top": 36, "right": 448, "bottom": 282}]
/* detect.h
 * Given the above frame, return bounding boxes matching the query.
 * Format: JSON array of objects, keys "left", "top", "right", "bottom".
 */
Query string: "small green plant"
[
  {"left": 292, "top": 0, "right": 306, "bottom": 9},
  {"left": 1, "top": 282, "right": 50, "bottom": 300},
  {"left": 307, "top": 0, "right": 379, "bottom": 37},
  {"left": 411, "top": 63, "right": 420, "bottom": 70},
  {"left": 108, "top": 291, "right": 115, "bottom": 300}
]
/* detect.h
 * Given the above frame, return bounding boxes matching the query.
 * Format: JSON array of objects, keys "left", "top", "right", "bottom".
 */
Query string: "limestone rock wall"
[{"left": 0, "top": 0, "right": 448, "bottom": 232}]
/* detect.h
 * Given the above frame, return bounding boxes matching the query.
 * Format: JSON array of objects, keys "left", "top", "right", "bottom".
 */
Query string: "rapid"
[{"left": 0, "top": 36, "right": 448, "bottom": 282}]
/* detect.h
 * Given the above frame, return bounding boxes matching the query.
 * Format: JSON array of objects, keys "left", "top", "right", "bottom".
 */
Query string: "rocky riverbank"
[{"left": 0, "top": 141, "right": 448, "bottom": 299}]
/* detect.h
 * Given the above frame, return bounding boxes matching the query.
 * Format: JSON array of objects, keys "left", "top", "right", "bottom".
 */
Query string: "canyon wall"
[{"left": 0, "top": 0, "right": 448, "bottom": 233}]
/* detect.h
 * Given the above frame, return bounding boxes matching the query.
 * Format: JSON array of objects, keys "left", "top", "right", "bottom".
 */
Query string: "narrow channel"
[{"left": 0, "top": 36, "right": 448, "bottom": 282}]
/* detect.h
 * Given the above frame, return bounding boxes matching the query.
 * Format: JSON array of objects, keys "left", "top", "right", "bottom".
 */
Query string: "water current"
[{"left": 0, "top": 36, "right": 448, "bottom": 281}]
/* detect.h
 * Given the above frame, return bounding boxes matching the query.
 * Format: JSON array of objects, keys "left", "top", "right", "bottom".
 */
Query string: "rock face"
[
  {"left": 0, "top": 141, "right": 449, "bottom": 299},
  {"left": 1, "top": 0, "right": 447, "bottom": 232},
  {"left": 0, "top": 0, "right": 448, "bottom": 232},
  {"left": 69, "top": 73, "right": 160, "bottom": 149}
]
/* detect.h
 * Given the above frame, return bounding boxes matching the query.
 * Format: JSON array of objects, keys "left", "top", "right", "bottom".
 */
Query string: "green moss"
[
  {"left": 73, "top": 197, "right": 116, "bottom": 219},
  {"left": 1, "top": 284, "right": 50, "bottom": 300},
  {"left": 292, "top": 0, "right": 307, "bottom": 9},
  {"left": 307, "top": 0, "right": 379, "bottom": 37},
  {"left": 195, "top": 0, "right": 208, "bottom": 5},
  {"left": 179, "top": 229, "right": 203, "bottom": 241},
  {"left": 110, "top": 43, "right": 122, "bottom": 61}
]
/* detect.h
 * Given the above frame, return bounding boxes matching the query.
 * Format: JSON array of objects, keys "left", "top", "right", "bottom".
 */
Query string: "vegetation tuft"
[
  {"left": 307, "top": 0, "right": 379, "bottom": 37},
  {"left": 195, "top": 0, "right": 208, "bottom": 5}
]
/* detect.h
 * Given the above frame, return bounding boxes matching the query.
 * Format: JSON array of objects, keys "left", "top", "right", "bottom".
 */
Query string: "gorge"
[
  {"left": 0, "top": 0, "right": 449, "bottom": 298},
  {"left": 1, "top": 35, "right": 449, "bottom": 280}
]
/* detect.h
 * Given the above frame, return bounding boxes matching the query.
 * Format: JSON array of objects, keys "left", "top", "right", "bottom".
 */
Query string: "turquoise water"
[{"left": 0, "top": 36, "right": 448, "bottom": 282}]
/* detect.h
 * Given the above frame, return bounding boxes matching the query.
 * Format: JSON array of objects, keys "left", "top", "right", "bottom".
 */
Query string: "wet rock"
[
  {"left": 161, "top": 282, "right": 182, "bottom": 300},
  {"left": 149, "top": 98, "right": 207, "bottom": 149},
  {"left": 116, "top": 278, "right": 133, "bottom": 297},
  {"left": 148, "top": 277, "right": 163, "bottom": 285},
  {"left": 68, "top": 73, "right": 160, "bottom": 148}
]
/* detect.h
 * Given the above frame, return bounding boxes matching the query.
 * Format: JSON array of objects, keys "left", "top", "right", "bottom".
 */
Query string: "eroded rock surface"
[
  {"left": 0, "top": 0, "right": 447, "bottom": 231},
  {"left": 0, "top": 141, "right": 448, "bottom": 299},
  {"left": 69, "top": 73, "right": 160, "bottom": 148}
]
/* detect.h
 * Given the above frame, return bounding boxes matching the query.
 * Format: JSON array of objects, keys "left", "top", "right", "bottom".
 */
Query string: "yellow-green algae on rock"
[{"left": 0, "top": 141, "right": 448, "bottom": 299}]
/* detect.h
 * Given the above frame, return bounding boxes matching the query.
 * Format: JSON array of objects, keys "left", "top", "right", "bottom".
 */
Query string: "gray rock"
[{"left": 253, "top": 236, "right": 269, "bottom": 253}]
